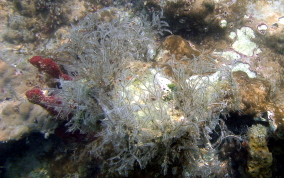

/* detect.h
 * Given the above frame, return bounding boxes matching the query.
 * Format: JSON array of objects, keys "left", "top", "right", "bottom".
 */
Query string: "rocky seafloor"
[{"left": 1, "top": 0, "right": 284, "bottom": 177}]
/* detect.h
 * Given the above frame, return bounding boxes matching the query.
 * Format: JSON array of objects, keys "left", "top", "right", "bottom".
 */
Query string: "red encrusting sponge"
[
  {"left": 25, "top": 88, "right": 62, "bottom": 117},
  {"left": 29, "top": 56, "right": 72, "bottom": 80}
]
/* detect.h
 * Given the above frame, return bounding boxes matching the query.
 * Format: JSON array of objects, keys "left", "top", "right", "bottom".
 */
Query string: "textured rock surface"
[
  {"left": 247, "top": 124, "right": 272, "bottom": 178},
  {"left": 0, "top": 60, "right": 58, "bottom": 141}
]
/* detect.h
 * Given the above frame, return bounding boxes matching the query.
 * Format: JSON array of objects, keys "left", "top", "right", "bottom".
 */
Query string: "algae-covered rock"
[
  {"left": 247, "top": 124, "right": 272, "bottom": 178},
  {"left": 161, "top": 35, "right": 201, "bottom": 59}
]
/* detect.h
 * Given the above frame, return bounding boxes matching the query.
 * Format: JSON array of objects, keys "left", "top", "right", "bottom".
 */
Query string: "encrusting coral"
[{"left": 0, "top": 60, "right": 58, "bottom": 141}]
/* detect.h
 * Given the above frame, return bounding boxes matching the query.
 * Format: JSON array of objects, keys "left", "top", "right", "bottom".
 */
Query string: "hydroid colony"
[{"left": 25, "top": 7, "right": 241, "bottom": 177}]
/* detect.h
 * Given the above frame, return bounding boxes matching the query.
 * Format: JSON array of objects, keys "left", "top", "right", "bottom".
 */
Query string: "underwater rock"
[
  {"left": 247, "top": 124, "right": 272, "bottom": 178},
  {"left": 0, "top": 60, "right": 58, "bottom": 142},
  {"left": 161, "top": 35, "right": 200, "bottom": 59},
  {"left": 232, "top": 71, "right": 270, "bottom": 114}
]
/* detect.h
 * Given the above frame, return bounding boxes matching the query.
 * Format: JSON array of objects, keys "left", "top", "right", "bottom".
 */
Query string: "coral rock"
[
  {"left": 162, "top": 35, "right": 200, "bottom": 60},
  {"left": 232, "top": 71, "right": 270, "bottom": 114},
  {"left": 247, "top": 124, "right": 272, "bottom": 178}
]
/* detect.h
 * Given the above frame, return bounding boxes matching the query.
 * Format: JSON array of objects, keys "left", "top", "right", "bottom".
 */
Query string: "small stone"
[
  {"left": 257, "top": 23, "right": 268, "bottom": 34},
  {"left": 220, "top": 19, "right": 227, "bottom": 28},
  {"left": 278, "top": 16, "right": 284, "bottom": 24}
]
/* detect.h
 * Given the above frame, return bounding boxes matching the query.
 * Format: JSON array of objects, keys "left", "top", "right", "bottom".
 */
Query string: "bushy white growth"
[{"left": 55, "top": 7, "right": 239, "bottom": 177}]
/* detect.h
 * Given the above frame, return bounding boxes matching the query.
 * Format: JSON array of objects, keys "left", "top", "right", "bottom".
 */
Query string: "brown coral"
[
  {"left": 232, "top": 71, "right": 270, "bottom": 115},
  {"left": 232, "top": 70, "right": 284, "bottom": 139},
  {"left": 162, "top": 35, "right": 201, "bottom": 60}
]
